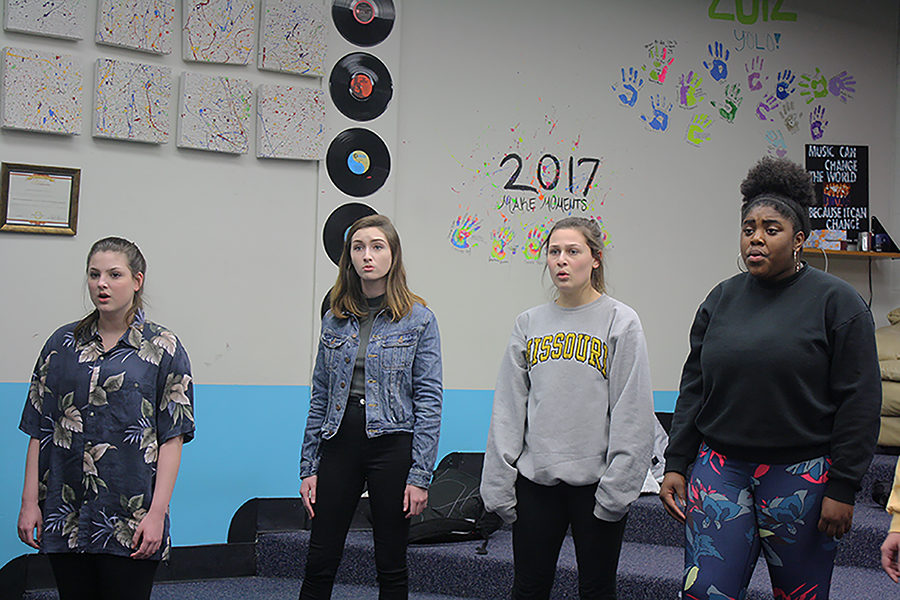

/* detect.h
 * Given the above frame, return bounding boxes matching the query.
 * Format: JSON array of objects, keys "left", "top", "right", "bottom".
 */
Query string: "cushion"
[
  {"left": 876, "top": 325, "right": 900, "bottom": 361},
  {"left": 883, "top": 380, "right": 900, "bottom": 416}
]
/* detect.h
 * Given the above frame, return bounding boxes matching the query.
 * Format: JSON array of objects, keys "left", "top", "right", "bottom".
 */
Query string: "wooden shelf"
[{"left": 805, "top": 249, "right": 900, "bottom": 259}]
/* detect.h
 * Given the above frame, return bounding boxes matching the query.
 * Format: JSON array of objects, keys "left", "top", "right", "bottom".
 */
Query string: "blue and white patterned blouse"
[{"left": 19, "top": 310, "right": 194, "bottom": 560}]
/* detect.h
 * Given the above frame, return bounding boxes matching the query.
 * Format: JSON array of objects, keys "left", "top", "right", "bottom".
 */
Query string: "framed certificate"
[{"left": 1, "top": 163, "right": 80, "bottom": 235}]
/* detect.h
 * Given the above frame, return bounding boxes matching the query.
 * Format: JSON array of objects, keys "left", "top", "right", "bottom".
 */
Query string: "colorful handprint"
[
  {"left": 686, "top": 113, "right": 713, "bottom": 146},
  {"left": 641, "top": 94, "right": 674, "bottom": 131},
  {"left": 756, "top": 94, "right": 780, "bottom": 121},
  {"left": 702, "top": 42, "right": 730, "bottom": 82},
  {"left": 490, "top": 227, "right": 515, "bottom": 261},
  {"left": 677, "top": 71, "right": 704, "bottom": 109},
  {"left": 765, "top": 129, "right": 787, "bottom": 158},
  {"left": 745, "top": 56, "right": 765, "bottom": 92},
  {"left": 778, "top": 101, "right": 802, "bottom": 135},
  {"left": 775, "top": 69, "right": 796, "bottom": 100},
  {"left": 711, "top": 84, "right": 742, "bottom": 123},
  {"left": 828, "top": 71, "right": 856, "bottom": 103},
  {"left": 522, "top": 223, "right": 551, "bottom": 261},
  {"left": 798, "top": 68, "right": 828, "bottom": 104},
  {"left": 809, "top": 105, "right": 828, "bottom": 141},
  {"left": 449, "top": 214, "right": 480, "bottom": 250},
  {"left": 611, "top": 67, "right": 644, "bottom": 108},
  {"left": 647, "top": 44, "right": 675, "bottom": 85}
]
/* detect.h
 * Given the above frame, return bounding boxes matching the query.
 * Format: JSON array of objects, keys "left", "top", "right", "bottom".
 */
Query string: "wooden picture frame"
[{"left": 0, "top": 162, "right": 80, "bottom": 235}]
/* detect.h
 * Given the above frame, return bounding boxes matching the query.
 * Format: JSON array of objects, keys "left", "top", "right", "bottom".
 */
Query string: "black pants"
[
  {"left": 300, "top": 400, "right": 413, "bottom": 600},
  {"left": 47, "top": 553, "right": 159, "bottom": 600},
  {"left": 512, "top": 475, "right": 628, "bottom": 600}
]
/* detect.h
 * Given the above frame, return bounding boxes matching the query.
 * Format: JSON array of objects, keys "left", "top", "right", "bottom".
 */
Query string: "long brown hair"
[
  {"left": 74, "top": 237, "right": 146, "bottom": 339},
  {"left": 330, "top": 215, "right": 425, "bottom": 321},
  {"left": 541, "top": 217, "right": 606, "bottom": 294}
]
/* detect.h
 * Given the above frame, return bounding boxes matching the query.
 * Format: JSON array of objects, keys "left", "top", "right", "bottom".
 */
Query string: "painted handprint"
[
  {"left": 828, "top": 71, "right": 856, "bottom": 103},
  {"left": 711, "top": 84, "right": 742, "bottom": 123},
  {"left": 745, "top": 56, "right": 765, "bottom": 91},
  {"left": 647, "top": 44, "right": 675, "bottom": 85},
  {"left": 677, "top": 71, "right": 704, "bottom": 109},
  {"left": 778, "top": 101, "right": 802, "bottom": 135},
  {"left": 490, "top": 227, "right": 515, "bottom": 262},
  {"left": 449, "top": 213, "right": 480, "bottom": 250},
  {"left": 641, "top": 94, "right": 674, "bottom": 131},
  {"left": 755, "top": 94, "right": 780, "bottom": 121},
  {"left": 798, "top": 68, "right": 828, "bottom": 104},
  {"left": 522, "top": 223, "right": 551, "bottom": 262},
  {"left": 611, "top": 67, "right": 644, "bottom": 108},
  {"left": 809, "top": 105, "right": 828, "bottom": 141},
  {"left": 765, "top": 129, "right": 788, "bottom": 158},
  {"left": 685, "top": 113, "right": 713, "bottom": 147},
  {"left": 775, "top": 69, "right": 796, "bottom": 100},
  {"left": 702, "top": 42, "right": 730, "bottom": 82}
]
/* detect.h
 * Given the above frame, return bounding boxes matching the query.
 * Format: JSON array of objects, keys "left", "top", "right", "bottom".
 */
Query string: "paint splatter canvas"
[
  {"left": 257, "top": 0, "right": 325, "bottom": 77},
  {"left": 4, "top": 0, "right": 85, "bottom": 39},
  {"left": 256, "top": 83, "right": 325, "bottom": 160},
  {"left": 177, "top": 71, "right": 252, "bottom": 154},
  {"left": 183, "top": 0, "right": 256, "bottom": 65},
  {"left": 1, "top": 47, "right": 82, "bottom": 134},
  {"left": 93, "top": 58, "right": 171, "bottom": 143},
  {"left": 95, "top": 0, "right": 175, "bottom": 54}
]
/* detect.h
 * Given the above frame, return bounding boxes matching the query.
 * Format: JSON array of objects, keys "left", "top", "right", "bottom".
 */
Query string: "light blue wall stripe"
[{"left": 0, "top": 383, "right": 677, "bottom": 568}]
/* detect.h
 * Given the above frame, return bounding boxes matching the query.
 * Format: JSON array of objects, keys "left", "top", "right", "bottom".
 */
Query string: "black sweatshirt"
[{"left": 664, "top": 265, "right": 881, "bottom": 503}]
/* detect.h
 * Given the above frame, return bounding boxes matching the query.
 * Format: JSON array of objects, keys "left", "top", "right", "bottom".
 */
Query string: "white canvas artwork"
[
  {"left": 96, "top": 0, "right": 175, "bottom": 54},
  {"left": 177, "top": 71, "right": 252, "bottom": 154},
  {"left": 256, "top": 84, "right": 324, "bottom": 160},
  {"left": 183, "top": 0, "right": 256, "bottom": 65},
  {"left": 1, "top": 47, "right": 82, "bottom": 134},
  {"left": 257, "top": 0, "right": 325, "bottom": 77},
  {"left": 94, "top": 58, "right": 172, "bottom": 143},
  {"left": 4, "top": 0, "right": 85, "bottom": 39}
]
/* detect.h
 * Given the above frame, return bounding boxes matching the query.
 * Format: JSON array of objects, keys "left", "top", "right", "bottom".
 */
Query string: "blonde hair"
[{"left": 330, "top": 215, "right": 425, "bottom": 321}]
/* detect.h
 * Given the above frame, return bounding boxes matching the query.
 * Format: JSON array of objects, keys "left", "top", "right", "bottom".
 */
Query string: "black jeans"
[
  {"left": 512, "top": 475, "right": 628, "bottom": 600},
  {"left": 300, "top": 399, "right": 413, "bottom": 600},
  {"left": 47, "top": 553, "right": 159, "bottom": 600}
]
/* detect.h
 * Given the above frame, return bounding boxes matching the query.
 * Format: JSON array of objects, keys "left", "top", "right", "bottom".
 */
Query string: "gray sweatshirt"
[{"left": 481, "top": 295, "right": 654, "bottom": 523}]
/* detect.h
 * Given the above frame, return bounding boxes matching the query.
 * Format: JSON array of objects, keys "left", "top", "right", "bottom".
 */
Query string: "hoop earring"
[{"left": 737, "top": 252, "right": 748, "bottom": 273}]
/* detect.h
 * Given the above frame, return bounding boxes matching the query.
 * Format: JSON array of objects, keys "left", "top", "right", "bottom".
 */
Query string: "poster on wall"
[{"left": 804, "top": 144, "right": 868, "bottom": 249}]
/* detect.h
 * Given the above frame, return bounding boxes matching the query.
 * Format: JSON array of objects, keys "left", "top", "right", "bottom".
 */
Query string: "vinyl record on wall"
[
  {"left": 330, "top": 52, "right": 393, "bottom": 121},
  {"left": 323, "top": 202, "right": 378, "bottom": 265},
  {"left": 326, "top": 128, "right": 391, "bottom": 197},
  {"left": 332, "top": 0, "right": 395, "bottom": 47}
]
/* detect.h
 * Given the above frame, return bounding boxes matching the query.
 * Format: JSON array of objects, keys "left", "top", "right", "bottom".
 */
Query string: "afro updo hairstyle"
[{"left": 739, "top": 156, "right": 816, "bottom": 238}]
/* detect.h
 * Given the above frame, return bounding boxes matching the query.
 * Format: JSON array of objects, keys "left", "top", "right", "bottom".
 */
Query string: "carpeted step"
[
  {"left": 624, "top": 494, "right": 892, "bottom": 569},
  {"left": 256, "top": 529, "right": 898, "bottom": 599}
]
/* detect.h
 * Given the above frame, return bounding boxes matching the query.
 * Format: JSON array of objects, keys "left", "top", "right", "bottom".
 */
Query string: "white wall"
[
  {"left": 1, "top": 0, "right": 898, "bottom": 393},
  {"left": 0, "top": 1, "right": 320, "bottom": 385}
]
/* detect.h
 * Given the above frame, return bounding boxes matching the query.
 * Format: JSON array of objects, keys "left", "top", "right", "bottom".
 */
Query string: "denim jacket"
[{"left": 300, "top": 302, "right": 442, "bottom": 488}]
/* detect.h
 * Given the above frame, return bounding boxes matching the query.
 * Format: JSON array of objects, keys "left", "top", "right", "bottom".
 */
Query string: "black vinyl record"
[
  {"left": 330, "top": 52, "right": 393, "bottom": 121},
  {"left": 326, "top": 128, "right": 391, "bottom": 197},
  {"left": 332, "top": 0, "right": 395, "bottom": 47},
  {"left": 323, "top": 202, "right": 378, "bottom": 265}
]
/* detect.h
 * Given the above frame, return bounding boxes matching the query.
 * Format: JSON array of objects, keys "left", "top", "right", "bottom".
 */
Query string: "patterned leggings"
[{"left": 683, "top": 444, "right": 838, "bottom": 600}]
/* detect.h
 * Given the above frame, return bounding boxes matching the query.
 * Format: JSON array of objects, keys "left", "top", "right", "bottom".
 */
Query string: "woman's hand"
[
  {"left": 404, "top": 485, "right": 428, "bottom": 518},
  {"left": 131, "top": 510, "right": 165, "bottom": 559},
  {"left": 817, "top": 497, "right": 853, "bottom": 539},
  {"left": 881, "top": 532, "right": 900, "bottom": 583},
  {"left": 301, "top": 475, "right": 318, "bottom": 519},
  {"left": 17, "top": 501, "right": 42, "bottom": 549},
  {"left": 659, "top": 472, "right": 687, "bottom": 523}
]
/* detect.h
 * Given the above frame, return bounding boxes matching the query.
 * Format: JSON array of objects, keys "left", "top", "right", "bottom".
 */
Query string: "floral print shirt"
[{"left": 19, "top": 311, "right": 194, "bottom": 560}]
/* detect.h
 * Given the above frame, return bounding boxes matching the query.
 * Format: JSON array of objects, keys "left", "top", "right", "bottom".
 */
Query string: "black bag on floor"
[{"left": 408, "top": 452, "right": 502, "bottom": 544}]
